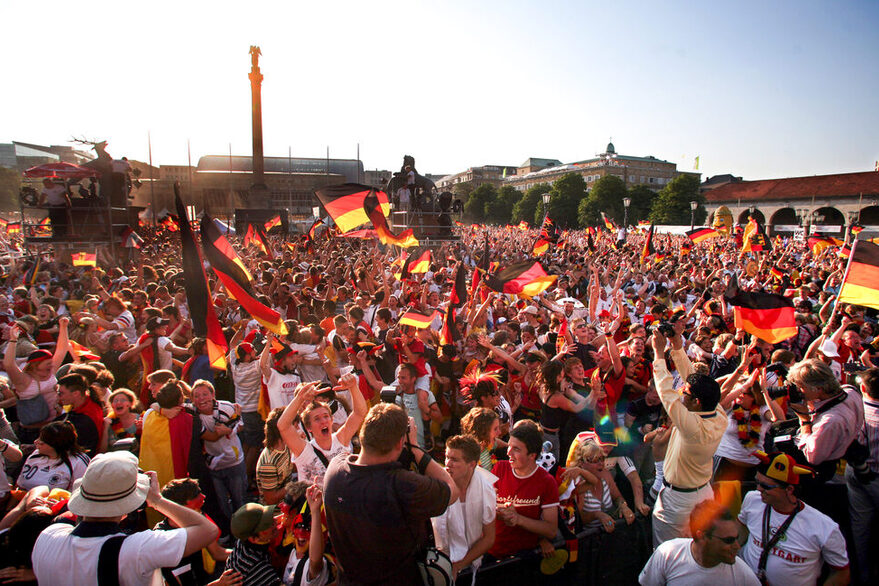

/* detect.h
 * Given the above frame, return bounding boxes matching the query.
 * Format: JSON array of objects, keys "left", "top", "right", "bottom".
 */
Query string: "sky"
[{"left": 2, "top": 0, "right": 878, "bottom": 182}]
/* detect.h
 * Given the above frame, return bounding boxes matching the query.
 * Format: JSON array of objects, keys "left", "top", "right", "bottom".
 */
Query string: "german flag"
[
  {"left": 69, "top": 340, "right": 99, "bottom": 361},
  {"left": 400, "top": 248, "right": 431, "bottom": 278},
  {"left": 686, "top": 227, "right": 719, "bottom": 244},
  {"left": 449, "top": 263, "right": 468, "bottom": 309},
  {"left": 6, "top": 222, "right": 21, "bottom": 234},
  {"left": 770, "top": 265, "right": 784, "bottom": 280},
  {"left": 724, "top": 277, "right": 796, "bottom": 343},
  {"left": 315, "top": 183, "right": 390, "bottom": 233},
  {"left": 601, "top": 212, "right": 615, "bottom": 231},
  {"left": 398, "top": 308, "right": 439, "bottom": 329},
  {"left": 851, "top": 223, "right": 864, "bottom": 236},
  {"left": 0, "top": 218, "right": 7, "bottom": 230},
  {"left": 837, "top": 240, "right": 879, "bottom": 310},
  {"left": 587, "top": 232, "right": 596, "bottom": 253},
  {"left": 807, "top": 235, "right": 842, "bottom": 255},
  {"left": 839, "top": 244, "right": 851, "bottom": 259},
  {"left": 34, "top": 217, "right": 51, "bottom": 237},
  {"left": 72, "top": 252, "right": 97, "bottom": 267},
  {"left": 532, "top": 238, "right": 551, "bottom": 256},
  {"left": 640, "top": 223, "right": 655, "bottom": 264},
  {"left": 638, "top": 220, "right": 652, "bottom": 231},
  {"left": 439, "top": 306, "right": 458, "bottom": 346},
  {"left": 307, "top": 218, "right": 323, "bottom": 242},
  {"left": 244, "top": 224, "right": 271, "bottom": 256},
  {"left": 680, "top": 240, "right": 692, "bottom": 255},
  {"left": 586, "top": 226, "right": 596, "bottom": 237},
  {"left": 161, "top": 215, "right": 179, "bottom": 232},
  {"left": 485, "top": 260, "right": 557, "bottom": 297},
  {"left": 517, "top": 221, "right": 529, "bottom": 230},
  {"left": 264, "top": 215, "right": 281, "bottom": 232},
  {"left": 741, "top": 218, "right": 771, "bottom": 254},
  {"left": 174, "top": 185, "right": 228, "bottom": 370},
  {"left": 201, "top": 216, "right": 288, "bottom": 335},
  {"left": 454, "top": 220, "right": 465, "bottom": 227},
  {"left": 363, "top": 190, "right": 419, "bottom": 248},
  {"left": 23, "top": 255, "right": 41, "bottom": 285}
]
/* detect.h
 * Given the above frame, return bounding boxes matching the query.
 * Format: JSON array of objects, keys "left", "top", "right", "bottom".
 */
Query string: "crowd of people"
[{"left": 0, "top": 216, "right": 876, "bottom": 585}]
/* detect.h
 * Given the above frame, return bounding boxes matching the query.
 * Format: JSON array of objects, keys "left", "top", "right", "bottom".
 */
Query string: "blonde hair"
[{"left": 573, "top": 438, "right": 604, "bottom": 464}]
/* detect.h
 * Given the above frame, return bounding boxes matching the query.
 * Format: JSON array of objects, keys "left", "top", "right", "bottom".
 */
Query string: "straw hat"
[{"left": 67, "top": 452, "right": 150, "bottom": 517}]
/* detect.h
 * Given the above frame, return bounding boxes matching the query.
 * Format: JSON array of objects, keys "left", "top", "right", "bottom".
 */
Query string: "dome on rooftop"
[{"left": 606, "top": 141, "right": 616, "bottom": 154}]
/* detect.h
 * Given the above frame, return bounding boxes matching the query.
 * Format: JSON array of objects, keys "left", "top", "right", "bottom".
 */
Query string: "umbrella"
[
  {"left": 23, "top": 162, "right": 100, "bottom": 179},
  {"left": 556, "top": 297, "right": 585, "bottom": 308}
]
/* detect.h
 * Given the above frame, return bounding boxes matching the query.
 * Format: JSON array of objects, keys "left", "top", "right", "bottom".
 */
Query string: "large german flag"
[
  {"left": 686, "top": 227, "right": 719, "bottom": 244},
  {"left": 72, "top": 252, "right": 97, "bottom": 267},
  {"left": 807, "top": 235, "right": 842, "bottom": 255},
  {"left": 174, "top": 186, "right": 228, "bottom": 370},
  {"left": 315, "top": 183, "right": 390, "bottom": 233},
  {"left": 741, "top": 218, "right": 771, "bottom": 254},
  {"left": 201, "top": 217, "right": 288, "bottom": 335},
  {"left": 439, "top": 306, "right": 459, "bottom": 346},
  {"left": 724, "top": 277, "right": 796, "bottom": 343},
  {"left": 363, "top": 191, "right": 419, "bottom": 248},
  {"left": 398, "top": 308, "right": 439, "bottom": 329},
  {"left": 485, "top": 260, "right": 557, "bottom": 297},
  {"left": 264, "top": 215, "right": 281, "bottom": 232},
  {"left": 400, "top": 248, "right": 431, "bottom": 278},
  {"left": 837, "top": 240, "right": 879, "bottom": 310}
]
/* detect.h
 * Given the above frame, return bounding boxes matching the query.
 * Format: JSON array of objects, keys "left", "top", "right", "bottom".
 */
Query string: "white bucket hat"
[{"left": 67, "top": 452, "right": 150, "bottom": 517}]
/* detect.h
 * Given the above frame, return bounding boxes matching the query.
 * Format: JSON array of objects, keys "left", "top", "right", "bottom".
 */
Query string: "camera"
[
  {"left": 380, "top": 385, "right": 398, "bottom": 404},
  {"left": 766, "top": 383, "right": 804, "bottom": 404},
  {"left": 653, "top": 322, "right": 676, "bottom": 338},
  {"left": 843, "top": 361, "right": 865, "bottom": 373}
]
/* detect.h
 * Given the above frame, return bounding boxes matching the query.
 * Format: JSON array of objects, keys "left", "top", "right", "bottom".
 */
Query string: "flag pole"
[{"left": 148, "top": 131, "right": 156, "bottom": 227}]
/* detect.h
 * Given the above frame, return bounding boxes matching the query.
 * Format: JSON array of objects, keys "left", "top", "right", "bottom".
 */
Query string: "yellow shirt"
[{"left": 654, "top": 348, "right": 726, "bottom": 488}]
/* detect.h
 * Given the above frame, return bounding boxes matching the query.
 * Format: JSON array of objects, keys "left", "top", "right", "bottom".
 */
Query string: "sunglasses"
[
  {"left": 756, "top": 480, "right": 781, "bottom": 491},
  {"left": 709, "top": 534, "right": 739, "bottom": 545}
]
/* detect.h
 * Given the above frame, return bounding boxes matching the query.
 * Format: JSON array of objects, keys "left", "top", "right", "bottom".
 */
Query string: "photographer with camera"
[{"left": 323, "top": 403, "right": 458, "bottom": 584}]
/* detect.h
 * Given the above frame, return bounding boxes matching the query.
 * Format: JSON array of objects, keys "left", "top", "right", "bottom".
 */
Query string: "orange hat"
[{"left": 755, "top": 451, "right": 815, "bottom": 485}]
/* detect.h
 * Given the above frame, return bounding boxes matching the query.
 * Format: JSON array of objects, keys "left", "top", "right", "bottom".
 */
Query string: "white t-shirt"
[
  {"left": 114, "top": 310, "right": 137, "bottom": 344},
  {"left": 293, "top": 433, "right": 351, "bottom": 486},
  {"left": 155, "top": 336, "right": 174, "bottom": 370},
  {"left": 737, "top": 491, "right": 849, "bottom": 586},
  {"left": 231, "top": 353, "right": 262, "bottom": 413},
  {"left": 714, "top": 406, "right": 772, "bottom": 465},
  {"left": 283, "top": 549, "right": 332, "bottom": 586},
  {"left": 33, "top": 523, "right": 187, "bottom": 586},
  {"left": 396, "top": 389, "right": 437, "bottom": 449},
  {"left": 41, "top": 184, "right": 68, "bottom": 206},
  {"left": 265, "top": 368, "right": 302, "bottom": 410},
  {"left": 17, "top": 451, "right": 90, "bottom": 492},
  {"left": 197, "top": 400, "right": 244, "bottom": 471},
  {"left": 639, "top": 537, "right": 760, "bottom": 585}
]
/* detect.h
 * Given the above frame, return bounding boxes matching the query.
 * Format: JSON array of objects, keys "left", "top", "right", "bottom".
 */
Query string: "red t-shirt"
[
  {"left": 395, "top": 339, "right": 428, "bottom": 377},
  {"left": 489, "top": 460, "right": 559, "bottom": 557},
  {"left": 587, "top": 365, "right": 626, "bottom": 418}
]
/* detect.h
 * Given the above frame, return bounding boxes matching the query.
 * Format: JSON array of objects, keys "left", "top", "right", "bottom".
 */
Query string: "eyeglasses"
[
  {"left": 708, "top": 534, "right": 739, "bottom": 545},
  {"left": 756, "top": 480, "right": 781, "bottom": 491}
]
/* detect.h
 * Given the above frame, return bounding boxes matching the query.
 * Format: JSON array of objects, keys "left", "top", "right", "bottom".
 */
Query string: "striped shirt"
[
  {"left": 256, "top": 446, "right": 295, "bottom": 493},
  {"left": 227, "top": 539, "right": 281, "bottom": 585},
  {"left": 861, "top": 397, "right": 879, "bottom": 473}
]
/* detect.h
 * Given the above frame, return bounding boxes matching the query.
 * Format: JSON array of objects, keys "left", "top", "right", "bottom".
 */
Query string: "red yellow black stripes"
[
  {"left": 364, "top": 190, "right": 419, "bottom": 248},
  {"left": 532, "top": 238, "right": 550, "bottom": 256},
  {"left": 72, "top": 252, "right": 97, "bottom": 267},
  {"left": 315, "top": 183, "right": 390, "bottom": 233},
  {"left": 838, "top": 240, "right": 879, "bottom": 310},
  {"left": 485, "top": 260, "right": 557, "bottom": 297},
  {"left": 725, "top": 281, "right": 796, "bottom": 343},
  {"left": 686, "top": 227, "right": 719, "bottom": 244},
  {"left": 398, "top": 308, "right": 439, "bottom": 329},
  {"left": 400, "top": 248, "right": 431, "bottom": 278}
]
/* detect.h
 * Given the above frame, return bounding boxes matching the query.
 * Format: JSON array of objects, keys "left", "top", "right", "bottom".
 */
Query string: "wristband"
[
  {"left": 0, "top": 440, "right": 7, "bottom": 453},
  {"left": 417, "top": 450, "right": 432, "bottom": 475}
]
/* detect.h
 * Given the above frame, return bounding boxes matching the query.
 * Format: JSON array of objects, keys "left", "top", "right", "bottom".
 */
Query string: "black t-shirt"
[
  {"left": 62, "top": 411, "right": 98, "bottom": 456},
  {"left": 100, "top": 349, "right": 140, "bottom": 389},
  {"left": 323, "top": 455, "right": 450, "bottom": 585},
  {"left": 625, "top": 396, "right": 662, "bottom": 439},
  {"left": 155, "top": 519, "right": 208, "bottom": 585}
]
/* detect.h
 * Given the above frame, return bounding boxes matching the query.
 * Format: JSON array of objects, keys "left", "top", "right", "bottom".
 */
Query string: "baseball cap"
[{"left": 231, "top": 503, "right": 277, "bottom": 540}]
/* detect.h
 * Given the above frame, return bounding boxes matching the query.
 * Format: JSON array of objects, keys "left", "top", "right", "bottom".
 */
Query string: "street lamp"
[
  {"left": 690, "top": 200, "right": 698, "bottom": 230},
  {"left": 623, "top": 197, "right": 631, "bottom": 232},
  {"left": 542, "top": 192, "right": 551, "bottom": 223}
]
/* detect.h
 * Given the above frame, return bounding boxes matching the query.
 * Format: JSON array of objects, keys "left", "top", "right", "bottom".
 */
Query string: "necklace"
[{"left": 732, "top": 404, "right": 761, "bottom": 449}]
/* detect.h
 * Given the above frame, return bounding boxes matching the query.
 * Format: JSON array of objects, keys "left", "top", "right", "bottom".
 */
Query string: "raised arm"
[
  {"left": 277, "top": 382, "right": 320, "bottom": 458},
  {"left": 335, "top": 373, "right": 366, "bottom": 446}
]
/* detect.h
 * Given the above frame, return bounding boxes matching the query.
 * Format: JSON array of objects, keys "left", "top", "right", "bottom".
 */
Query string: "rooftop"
[{"left": 704, "top": 171, "right": 879, "bottom": 203}]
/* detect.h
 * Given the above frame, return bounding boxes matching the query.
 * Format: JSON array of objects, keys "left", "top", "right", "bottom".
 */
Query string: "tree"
[
  {"left": 649, "top": 174, "right": 707, "bottom": 225},
  {"left": 0, "top": 167, "right": 21, "bottom": 212},
  {"left": 512, "top": 183, "right": 549, "bottom": 226},
  {"left": 626, "top": 185, "right": 655, "bottom": 225},
  {"left": 577, "top": 175, "right": 626, "bottom": 227},
  {"left": 541, "top": 173, "right": 586, "bottom": 229},
  {"left": 464, "top": 183, "right": 497, "bottom": 223},
  {"left": 484, "top": 185, "right": 519, "bottom": 225},
  {"left": 453, "top": 182, "right": 475, "bottom": 200}
]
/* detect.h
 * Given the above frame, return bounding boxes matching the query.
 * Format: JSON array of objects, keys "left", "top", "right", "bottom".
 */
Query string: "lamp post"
[
  {"left": 623, "top": 197, "right": 631, "bottom": 234},
  {"left": 542, "top": 192, "right": 551, "bottom": 224},
  {"left": 690, "top": 200, "right": 698, "bottom": 230}
]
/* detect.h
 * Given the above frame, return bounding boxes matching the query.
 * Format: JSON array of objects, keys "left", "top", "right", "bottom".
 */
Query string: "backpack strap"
[
  {"left": 97, "top": 535, "right": 128, "bottom": 586},
  {"left": 292, "top": 550, "right": 310, "bottom": 586}
]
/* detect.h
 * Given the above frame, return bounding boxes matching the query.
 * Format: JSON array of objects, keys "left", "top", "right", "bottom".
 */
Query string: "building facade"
[{"left": 436, "top": 164, "right": 518, "bottom": 193}]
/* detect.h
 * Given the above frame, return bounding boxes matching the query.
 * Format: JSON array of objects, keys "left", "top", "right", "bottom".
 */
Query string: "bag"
[
  {"left": 17, "top": 394, "right": 50, "bottom": 426},
  {"left": 417, "top": 547, "right": 453, "bottom": 586}
]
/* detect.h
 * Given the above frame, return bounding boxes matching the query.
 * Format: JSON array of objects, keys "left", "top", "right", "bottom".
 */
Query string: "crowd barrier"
[{"left": 458, "top": 515, "right": 654, "bottom": 586}]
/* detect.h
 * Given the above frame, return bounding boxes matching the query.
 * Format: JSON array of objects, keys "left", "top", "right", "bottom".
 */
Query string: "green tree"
[
  {"left": 453, "top": 182, "right": 475, "bottom": 200},
  {"left": 0, "top": 167, "right": 21, "bottom": 212},
  {"left": 484, "top": 185, "right": 519, "bottom": 225},
  {"left": 649, "top": 174, "right": 707, "bottom": 225},
  {"left": 540, "top": 173, "right": 586, "bottom": 229},
  {"left": 577, "top": 175, "right": 626, "bottom": 227},
  {"left": 464, "top": 183, "right": 497, "bottom": 223},
  {"left": 626, "top": 185, "right": 656, "bottom": 225},
  {"left": 512, "top": 183, "right": 549, "bottom": 226}
]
